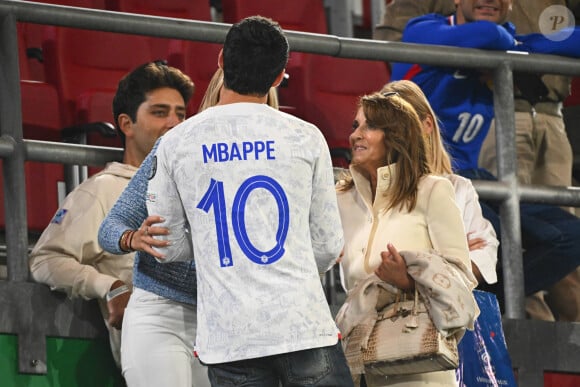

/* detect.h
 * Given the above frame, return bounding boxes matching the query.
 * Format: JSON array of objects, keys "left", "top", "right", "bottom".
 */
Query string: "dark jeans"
[
  {"left": 206, "top": 342, "right": 354, "bottom": 387},
  {"left": 458, "top": 168, "right": 580, "bottom": 299}
]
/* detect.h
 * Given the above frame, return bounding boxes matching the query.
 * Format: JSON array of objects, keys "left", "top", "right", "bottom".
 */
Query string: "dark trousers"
[
  {"left": 458, "top": 168, "right": 580, "bottom": 303},
  {"left": 207, "top": 341, "right": 354, "bottom": 387}
]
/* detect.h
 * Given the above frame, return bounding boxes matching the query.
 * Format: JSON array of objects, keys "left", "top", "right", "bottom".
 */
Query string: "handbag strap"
[
  {"left": 393, "top": 290, "right": 402, "bottom": 314},
  {"left": 412, "top": 288, "right": 419, "bottom": 315},
  {"left": 403, "top": 289, "right": 420, "bottom": 331},
  {"left": 379, "top": 288, "right": 421, "bottom": 326}
]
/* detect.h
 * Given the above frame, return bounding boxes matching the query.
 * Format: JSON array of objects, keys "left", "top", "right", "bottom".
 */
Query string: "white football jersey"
[{"left": 147, "top": 102, "right": 343, "bottom": 364}]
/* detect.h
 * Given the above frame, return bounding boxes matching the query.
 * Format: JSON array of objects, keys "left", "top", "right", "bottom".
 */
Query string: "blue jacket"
[
  {"left": 98, "top": 139, "right": 197, "bottom": 305},
  {"left": 391, "top": 13, "right": 580, "bottom": 171}
]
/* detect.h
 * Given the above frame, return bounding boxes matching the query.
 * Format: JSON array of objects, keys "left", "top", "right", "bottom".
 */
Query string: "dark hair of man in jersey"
[{"left": 222, "top": 16, "right": 289, "bottom": 97}]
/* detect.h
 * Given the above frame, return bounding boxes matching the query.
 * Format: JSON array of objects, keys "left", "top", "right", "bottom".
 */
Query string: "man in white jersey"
[{"left": 144, "top": 16, "right": 353, "bottom": 386}]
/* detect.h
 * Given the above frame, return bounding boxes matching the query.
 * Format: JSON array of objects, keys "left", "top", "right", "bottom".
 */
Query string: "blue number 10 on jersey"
[{"left": 197, "top": 175, "right": 290, "bottom": 267}]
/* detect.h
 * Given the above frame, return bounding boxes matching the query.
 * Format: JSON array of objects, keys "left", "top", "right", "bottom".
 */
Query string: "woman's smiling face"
[{"left": 349, "top": 106, "right": 388, "bottom": 175}]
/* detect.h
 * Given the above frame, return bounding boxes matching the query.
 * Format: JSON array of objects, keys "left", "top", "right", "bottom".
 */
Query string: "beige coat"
[
  {"left": 29, "top": 162, "right": 137, "bottom": 367},
  {"left": 29, "top": 162, "right": 136, "bottom": 308},
  {"left": 337, "top": 165, "right": 470, "bottom": 291},
  {"left": 336, "top": 165, "right": 474, "bottom": 386}
]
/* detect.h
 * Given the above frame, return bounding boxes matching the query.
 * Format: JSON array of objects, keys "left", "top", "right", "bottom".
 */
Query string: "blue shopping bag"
[{"left": 456, "top": 290, "right": 517, "bottom": 386}]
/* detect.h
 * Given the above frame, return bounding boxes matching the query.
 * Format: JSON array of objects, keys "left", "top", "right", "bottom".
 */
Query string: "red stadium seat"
[
  {"left": 108, "top": 0, "right": 212, "bottom": 61},
  {"left": 31, "top": 0, "right": 105, "bottom": 7},
  {"left": 221, "top": 0, "right": 327, "bottom": 33},
  {"left": 107, "top": 0, "right": 211, "bottom": 19},
  {"left": 18, "top": 24, "right": 63, "bottom": 141},
  {"left": 12, "top": 2, "right": 111, "bottom": 233},
  {"left": 18, "top": 0, "right": 106, "bottom": 81},
  {"left": 545, "top": 372, "right": 580, "bottom": 387},
  {"left": 0, "top": 159, "right": 65, "bottom": 233},
  {"left": 302, "top": 55, "right": 390, "bottom": 167},
  {"left": 42, "top": 26, "right": 154, "bottom": 147},
  {"left": 166, "top": 40, "right": 222, "bottom": 114},
  {"left": 358, "top": 0, "right": 372, "bottom": 30},
  {"left": 0, "top": 155, "right": 66, "bottom": 234},
  {"left": 564, "top": 77, "right": 580, "bottom": 107},
  {"left": 221, "top": 0, "right": 329, "bottom": 118},
  {"left": 10, "top": 25, "right": 65, "bottom": 232},
  {"left": 19, "top": 80, "right": 62, "bottom": 141}
]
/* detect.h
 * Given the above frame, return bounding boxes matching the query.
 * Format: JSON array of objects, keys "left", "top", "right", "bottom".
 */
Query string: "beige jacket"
[
  {"left": 29, "top": 162, "right": 137, "bottom": 303},
  {"left": 336, "top": 165, "right": 470, "bottom": 292}
]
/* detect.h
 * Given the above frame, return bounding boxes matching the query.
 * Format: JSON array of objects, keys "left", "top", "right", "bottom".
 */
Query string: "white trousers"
[{"left": 121, "top": 288, "right": 210, "bottom": 387}]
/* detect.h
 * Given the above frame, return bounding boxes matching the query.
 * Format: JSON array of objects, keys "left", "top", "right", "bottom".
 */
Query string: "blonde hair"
[
  {"left": 338, "top": 91, "right": 430, "bottom": 212},
  {"left": 381, "top": 80, "right": 453, "bottom": 175},
  {"left": 198, "top": 68, "right": 279, "bottom": 112}
]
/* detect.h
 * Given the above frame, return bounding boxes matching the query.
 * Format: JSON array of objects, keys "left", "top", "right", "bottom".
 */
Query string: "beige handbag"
[{"left": 361, "top": 289, "right": 459, "bottom": 376}]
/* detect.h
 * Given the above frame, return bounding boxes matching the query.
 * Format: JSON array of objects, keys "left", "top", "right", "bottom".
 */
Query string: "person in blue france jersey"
[
  {"left": 391, "top": 0, "right": 580, "bottom": 172},
  {"left": 390, "top": 0, "right": 580, "bottom": 318},
  {"left": 144, "top": 16, "right": 353, "bottom": 387}
]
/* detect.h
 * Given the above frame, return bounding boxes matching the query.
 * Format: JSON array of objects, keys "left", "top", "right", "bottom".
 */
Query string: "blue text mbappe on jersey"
[{"left": 202, "top": 140, "right": 276, "bottom": 163}]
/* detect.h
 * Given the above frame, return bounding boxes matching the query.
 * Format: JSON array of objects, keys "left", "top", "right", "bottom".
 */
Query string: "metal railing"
[
  {"left": 3, "top": 0, "right": 580, "bottom": 316},
  {"left": 1, "top": 0, "right": 579, "bottom": 382}
]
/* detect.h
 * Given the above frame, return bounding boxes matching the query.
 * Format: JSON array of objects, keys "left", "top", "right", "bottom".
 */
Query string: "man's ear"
[
  {"left": 218, "top": 49, "right": 224, "bottom": 69},
  {"left": 272, "top": 70, "right": 286, "bottom": 88},
  {"left": 117, "top": 113, "right": 133, "bottom": 138}
]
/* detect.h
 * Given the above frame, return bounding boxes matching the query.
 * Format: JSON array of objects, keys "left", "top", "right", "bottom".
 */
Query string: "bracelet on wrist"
[
  {"left": 127, "top": 230, "right": 135, "bottom": 251},
  {"left": 106, "top": 284, "right": 131, "bottom": 302},
  {"left": 119, "top": 230, "right": 131, "bottom": 252},
  {"left": 119, "top": 230, "right": 135, "bottom": 253}
]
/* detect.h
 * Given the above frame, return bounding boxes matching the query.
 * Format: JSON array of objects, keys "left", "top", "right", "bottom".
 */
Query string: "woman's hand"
[
  {"left": 467, "top": 232, "right": 487, "bottom": 251},
  {"left": 374, "top": 243, "right": 414, "bottom": 290},
  {"left": 130, "top": 215, "right": 170, "bottom": 259},
  {"left": 466, "top": 233, "right": 486, "bottom": 284}
]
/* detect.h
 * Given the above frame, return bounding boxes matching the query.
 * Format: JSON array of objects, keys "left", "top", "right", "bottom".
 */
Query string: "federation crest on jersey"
[
  {"left": 149, "top": 156, "right": 157, "bottom": 180},
  {"left": 50, "top": 209, "right": 68, "bottom": 224},
  {"left": 146, "top": 192, "right": 157, "bottom": 203}
]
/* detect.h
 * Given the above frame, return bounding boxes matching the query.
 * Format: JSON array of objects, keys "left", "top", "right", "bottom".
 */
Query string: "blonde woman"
[
  {"left": 381, "top": 80, "right": 499, "bottom": 286},
  {"left": 199, "top": 67, "right": 279, "bottom": 112},
  {"left": 382, "top": 80, "right": 580, "bottom": 324},
  {"left": 379, "top": 80, "right": 519, "bottom": 386}
]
